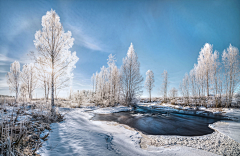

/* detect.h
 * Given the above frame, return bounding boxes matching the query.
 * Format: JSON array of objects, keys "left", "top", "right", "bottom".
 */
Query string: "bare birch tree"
[
  {"left": 169, "top": 87, "right": 178, "bottom": 99},
  {"left": 92, "top": 54, "right": 121, "bottom": 106},
  {"left": 120, "top": 43, "right": 143, "bottom": 106},
  {"left": 197, "top": 43, "right": 213, "bottom": 97},
  {"left": 91, "top": 73, "right": 95, "bottom": 92},
  {"left": 21, "top": 63, "right": 38, "bottom": 100},
  {"left": 181, "top": 73, "right": 190, "bottom": 104},
  {"left": 222, "top": 44, "right": 240, "bottom": 106},
  {"left": 6, "top": 61, "right": 21, "bottom": 103},
  {"left": 211, "top": 50, "right": 221, "bottom": 107},
  {"left": 32, "top": 9, "right": 79, "bottom": 110},
  {"left": 145, "top": 70, "right": 155, "bottom": 102},
  {"left": 161, "top": 70, "right": 169, "bottom": 102},
  {"left": 107, "top": 54, "right": 120, "bottom": 105}
]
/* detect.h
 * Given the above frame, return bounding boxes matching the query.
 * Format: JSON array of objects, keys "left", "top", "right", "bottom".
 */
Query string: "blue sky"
[{"left": 0, "top": 0, "right": 240, "bottom": 98}]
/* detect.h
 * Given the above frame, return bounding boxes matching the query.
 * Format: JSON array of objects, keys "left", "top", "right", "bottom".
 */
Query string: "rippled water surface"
[{"left": 92, "top": 107, "right": 222, "bottom": 136}]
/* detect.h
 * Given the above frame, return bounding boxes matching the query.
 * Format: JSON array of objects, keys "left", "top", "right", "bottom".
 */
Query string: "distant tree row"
[
  {"left": 88, "top": 43, "right": 239, "bottom": 107},
  {"left": 6, "top": 62, "right": 38, "bottom": 103},
  {"left": 179, "top": 43, "right": 240, "bottom": 107}
]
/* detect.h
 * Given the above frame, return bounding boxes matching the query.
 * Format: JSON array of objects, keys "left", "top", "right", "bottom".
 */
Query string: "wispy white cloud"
[
  {"left": 0, "top": 54, "right": 14, "bottom": 62},
  {"left": 67, "top": 24, "right": 107, "bottom": 52}
]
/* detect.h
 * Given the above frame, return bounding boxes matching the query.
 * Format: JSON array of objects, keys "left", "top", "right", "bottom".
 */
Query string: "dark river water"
[{"left": 92, "top": 107, "right": 222, "bottom": 136}]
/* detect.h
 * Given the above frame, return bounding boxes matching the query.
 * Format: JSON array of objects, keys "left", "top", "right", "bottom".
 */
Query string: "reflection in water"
[{"left": 92, "top": 108, "right": 222, "bottom": 136}]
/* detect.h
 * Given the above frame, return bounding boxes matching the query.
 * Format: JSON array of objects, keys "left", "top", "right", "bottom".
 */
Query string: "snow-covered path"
[{"left": 37, "top": 108, "right": 219, "bottom": 156}]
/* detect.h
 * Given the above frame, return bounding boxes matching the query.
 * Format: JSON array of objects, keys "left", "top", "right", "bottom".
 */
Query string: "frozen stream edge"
[{"left": 37, "top": 107, "right": 240, "bottom": 156}]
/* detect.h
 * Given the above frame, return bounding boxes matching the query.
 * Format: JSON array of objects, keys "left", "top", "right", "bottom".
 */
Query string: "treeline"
[
  {"left": 73, "top": 43, "right": 240, "bottom": 108},
  {"left": 179, "top": 43, "right": 240, "bottom": 107}
]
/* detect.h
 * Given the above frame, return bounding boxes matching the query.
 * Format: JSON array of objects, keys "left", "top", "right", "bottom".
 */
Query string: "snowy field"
[{"left": 37, "top": 104, "right": 240, "bottom": 156}]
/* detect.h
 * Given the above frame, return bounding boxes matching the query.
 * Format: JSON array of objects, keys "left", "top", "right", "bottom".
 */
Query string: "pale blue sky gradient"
[{"left": 0, "top": 0, "right": 240, "bottom": 97}]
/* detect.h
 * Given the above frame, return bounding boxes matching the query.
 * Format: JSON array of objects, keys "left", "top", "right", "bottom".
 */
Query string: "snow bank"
[
  {"left": 93, "top": 105, "right": 133, "bottom": 114},
  {"left": 208, "top": 108, "right": 240, "bottom": 144},
  {"left": 209, "top": 121, "right": 240, "bottom": 144}
]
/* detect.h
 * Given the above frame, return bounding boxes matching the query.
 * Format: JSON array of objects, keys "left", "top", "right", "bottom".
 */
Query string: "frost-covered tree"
[
  {"left": 32, "top": 9, "right": 79, "bottom": 110},
  {"left": 91, "top": 73, "right": 95, "bottom": 92},
  {"left": 211, "top": 50, "right": 222, "bottom": 107},
  {"left": 222, "top": 44, "right": 240, "bottom": 106},
  {"left": 6, "top": 61, "right": 21, "bottom": 102},
  {"left": 107, "top": 54, "right": 121, "bottom": 105},
  {"left": 189, "top": 68, "right": 197, "bottom": 98},
  {"left": 194, "top": 63, "right": 205, "bottom": 97},
  {"left": 180, "top": 73, "right": 190, "bottom": 104},
  {"left": 197, "top": 43, "right": 214, "bottom": 97},
  {"left": 21, "top": 63, "right": 38, "bottom": 100},
  {"left": 161, "top": 70, "right": 169, "bottom": 102},
  {"left": 94, "top": 66, "right": 108, "bottom": 105},
  {"left": 120, "top": 43, "right": 143, "bottom": 105},
  {"left": 92, "top": 54, "right": 121, "bottom": 106},
  {"left": 169, "top": 87, "right": 178, "bottom": 99},
  {"left": 145, "top": 70, "right": 155, "bottom": 102}
]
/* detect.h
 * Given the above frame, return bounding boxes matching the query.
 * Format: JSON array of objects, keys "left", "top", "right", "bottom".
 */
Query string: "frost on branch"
[
  {"left": 32, "top": 9, "right": 79, "bottom": 109},
  {"left": 121, "top": 43, "right": 143, "bottom": 106}
]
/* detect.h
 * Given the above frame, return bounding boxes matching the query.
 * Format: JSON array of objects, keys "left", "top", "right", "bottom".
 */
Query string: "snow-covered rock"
[
  {"left": 199, "top": 106, "right": 206, "bottom": 110},
  {"left": 93, "top": 106, "right": 133, "bottom": 114}
]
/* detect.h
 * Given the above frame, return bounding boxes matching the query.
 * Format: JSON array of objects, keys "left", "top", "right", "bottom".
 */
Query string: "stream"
[{"left": 92, "top": 106, "right": 225, "bottom": 136}]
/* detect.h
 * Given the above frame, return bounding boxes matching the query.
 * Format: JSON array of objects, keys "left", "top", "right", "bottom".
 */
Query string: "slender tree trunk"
[
  {"left": 207, "top": 77, "right": 209, "bottom": 97},
  {"left": 16, "top": 91, "right": 17, "bottom": 103},
  {"left": 44, "top": 81, "right": 47, "bottom": 101},
  {"left": 150, "top": 91, "right": 151, "bottom": 102},
  {"left": 47, "top": 84, "right": 49, "bottom": 100},
  {"left": 30, "top": 71, "right": 33, "bottom": 100},
  {"left": 16, "top": 81, "right": 18, "bottom": 103},
  {"left": 51, "top": 56, "right": 55, "bottom": 112}
]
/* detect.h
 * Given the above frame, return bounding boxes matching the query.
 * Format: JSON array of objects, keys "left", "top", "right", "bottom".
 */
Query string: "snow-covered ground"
[
  {"left": 209, "top": 108, "right": 240, "bottom": 144},
  {"left": 37, "top": 107, "right": 224, "bottom": 156},
  {"left": 35, "top": 104, "right": 240, "bottom": 156},
  {"left": 210, "top": 121, "right": 240, "bottom": 144}
]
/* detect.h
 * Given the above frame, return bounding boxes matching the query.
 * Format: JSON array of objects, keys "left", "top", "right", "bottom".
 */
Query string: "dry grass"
[{"left": 0, "top": 98, "right": 64, "bottom": 155}]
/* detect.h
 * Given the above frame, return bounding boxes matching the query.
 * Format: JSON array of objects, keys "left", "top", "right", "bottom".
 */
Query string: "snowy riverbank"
[
  {"left": 209, "top": 108, "right": 240, "bottom": 144},
  {"left": 37, "top": 105, "right": 240, "bottom": 155}
]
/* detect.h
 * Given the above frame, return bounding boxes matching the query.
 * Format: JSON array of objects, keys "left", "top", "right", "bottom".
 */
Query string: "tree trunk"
[
  {"left": 44, "top": 81, "right": 47, "bottom": 101},
  {"left": 16, "top": 91, "right": 17, "bottom": 103},
  {"left": 51, "top": 58, "right": 54, "bottom": 112},
  {"left": 150, "top": 91, "right": 151, "bottom": 102}
]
